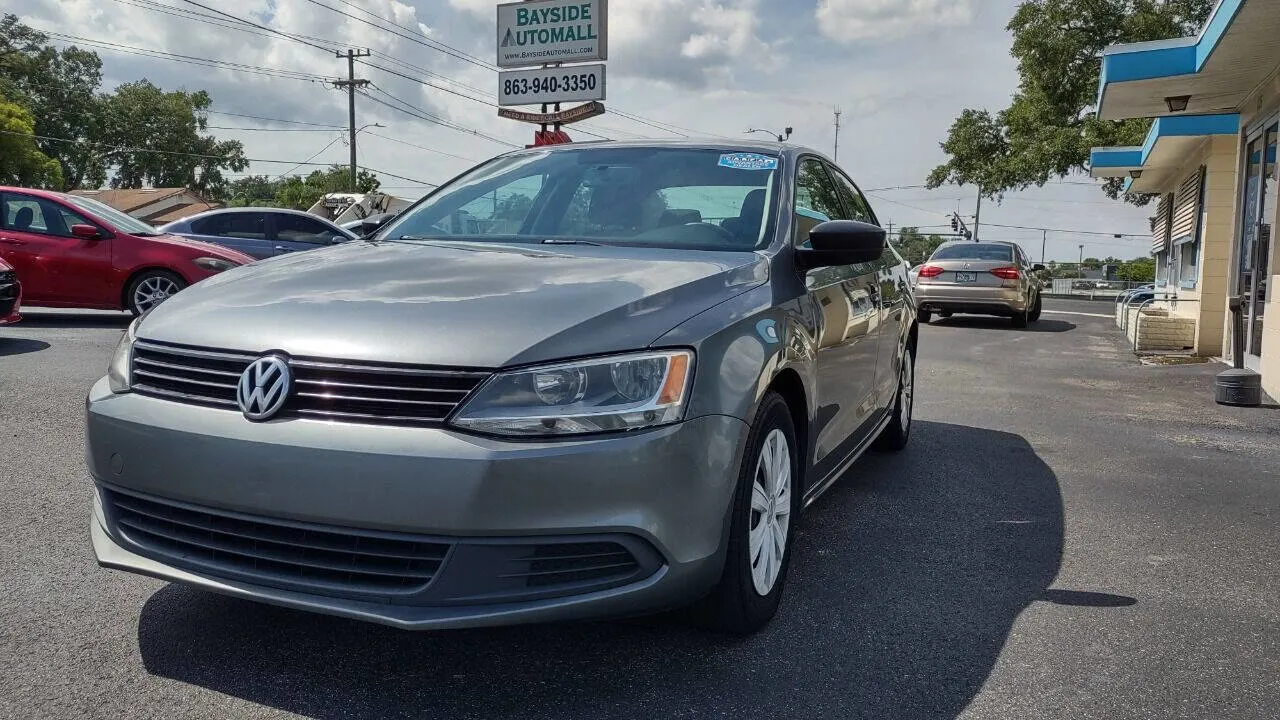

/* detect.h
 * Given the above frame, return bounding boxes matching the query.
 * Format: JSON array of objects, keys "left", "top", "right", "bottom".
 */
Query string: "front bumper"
[
  {"left": 86, "top": 378, "right": 749, "bottom": 629},
  {"left": 0, "top": 277, "right": 20, "bottom": 325}
]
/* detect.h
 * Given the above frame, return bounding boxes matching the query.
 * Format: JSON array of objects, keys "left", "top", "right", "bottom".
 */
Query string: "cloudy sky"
[{"left": 16, "top": 0, "right": 1155, "bottom": 261}]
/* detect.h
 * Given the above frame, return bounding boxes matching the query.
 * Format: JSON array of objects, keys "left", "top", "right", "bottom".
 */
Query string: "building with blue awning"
[{"left": 1089, "top": 0, "right": 1279, "bottom": 396}]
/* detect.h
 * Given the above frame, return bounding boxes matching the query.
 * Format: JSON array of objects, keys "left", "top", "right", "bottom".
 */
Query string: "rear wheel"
[
  {"left": 1011, "top": 309, "right": 1029, "bottom": 328},
  {"left": 697, "top": 392, "right": 798, "bottom": 634},
  {"left": 1028, "top": 293, "right": 1043, "bottom": 322},
  {"left": 126, "top": 270, "right": 186, "bottom": 315}
]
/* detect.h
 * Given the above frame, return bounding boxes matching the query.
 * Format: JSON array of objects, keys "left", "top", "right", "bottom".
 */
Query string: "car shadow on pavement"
[
  {"left": 15, "top": 311, "right": 132, "bottom": 328},
  {"left": 0, "top": 338, "right": 51, "bottom": 356},
  {"left": 136, "top": 421, "right": 1079, "bottom": 720},
  {"left": 930, "top": 316, "right": 1076, "bottom": 333}
]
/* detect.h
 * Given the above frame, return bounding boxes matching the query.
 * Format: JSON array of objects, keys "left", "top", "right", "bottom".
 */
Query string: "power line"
[
  {"left": 359, "top": 166, "right": 438, "bottom": 187},
  {"left": 173, "top": 0, "right": 334, "bottom": 53},
  {"left": 363, "top": 131, "right": 483, "bottom": 163},
  {"left": 205, "top": 111, "right": 343, "bottom": 128},
  {"left": 42, "top": 31, "right": 330, "bottom": 83},
  {"left": 205, "top": 125, "right": 341, "bottom": 132},
  {"left": 362, "top": 86, "right": 518, "bottom": 148},
  {"left": 0, "top": 129, "right": 345, "bottom": 166},
  {"left": 269, "top": 136, "right": 345, "bottom": 181},
  {"left": 298, "top": 0, "right": 493, "bottom": 70}
]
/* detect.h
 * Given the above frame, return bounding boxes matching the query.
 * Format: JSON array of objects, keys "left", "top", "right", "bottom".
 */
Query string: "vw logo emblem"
[{"left": 237, "top": 355, "right": 292, "bottom": 421}]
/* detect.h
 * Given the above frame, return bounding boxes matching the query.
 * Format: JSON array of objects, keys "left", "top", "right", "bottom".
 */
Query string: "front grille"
[
  {"left": 0, "top": 271, "right": 17, "bottom": 316},
  {"left": 130, "top": 339, "right": 490, "bottom": 426},
  {"left": 504, "top": 542, "right": 642, "bottom": 588},
  {"left": 106, "top": 489, "right": 451, "bottom": 597}
]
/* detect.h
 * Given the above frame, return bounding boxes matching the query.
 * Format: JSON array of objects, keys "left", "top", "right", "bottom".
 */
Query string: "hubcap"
[
  {"left": 134, "top": 276, "right": 180, "bottom": 312},
  {"left": 900, "top": 350, "right": 914, "bottom": 432},
  {"left": 749, "top": 428, "right": 792, "bottom": 596}
]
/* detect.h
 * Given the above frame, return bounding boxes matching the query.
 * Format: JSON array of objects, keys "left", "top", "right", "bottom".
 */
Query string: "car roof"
[
  {"left": 0, "top": 186, "right": 70, "bottom": 201},
  {"left": 171, "top": 206, "right": 347, "bottom": 228},
  {"left": 495, "top": 138, "right": 830, "bottom": 163}
]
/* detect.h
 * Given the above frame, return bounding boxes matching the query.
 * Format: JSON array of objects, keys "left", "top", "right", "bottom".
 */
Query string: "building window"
[
  {"left": 1155, "top": 250, "right": 1170, "bottom": 286},
  {"left": 1176, "top": 241, "right": 1198, "bottom": 289}
]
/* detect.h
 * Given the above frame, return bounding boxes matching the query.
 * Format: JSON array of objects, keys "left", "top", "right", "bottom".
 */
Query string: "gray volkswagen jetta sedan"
[{"left": 87, "top": 140, "right": 918, "bottom": 634}]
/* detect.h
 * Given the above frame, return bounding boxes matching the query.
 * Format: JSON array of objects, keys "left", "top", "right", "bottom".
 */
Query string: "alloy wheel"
[
  {"left": 749, "top": 428, "right": 792, "bottom": 595},
  {"left": 900, "top": 348, "right": 915, "bottom": 433},
  {"left": 133, "top": 276, "right": 180, "bottom": 313}
]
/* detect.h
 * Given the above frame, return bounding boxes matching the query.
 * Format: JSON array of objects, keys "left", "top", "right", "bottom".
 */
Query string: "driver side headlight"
[
  {"left": 193, "top": 257, "right": 239, "bottom": 273},
  {"left": 449, "top": 350, "right": 695, "bottom": 437},
  {"left": 107, "top": 317, "right": 140, "bottom": 393}
]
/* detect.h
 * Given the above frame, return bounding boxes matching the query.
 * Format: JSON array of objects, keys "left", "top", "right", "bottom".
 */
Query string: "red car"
[
  {"left": 0, "top": 186, "right": 254, "bottom": 314},
  {"left": 0, "top": 256, "right": 20, "bottom": 325}
]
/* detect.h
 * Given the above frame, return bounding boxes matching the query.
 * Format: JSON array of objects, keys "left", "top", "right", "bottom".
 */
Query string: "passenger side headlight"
[
  {"left": 107, "top": 317, "right": 140, "bottom": 393},
  {"left": 193, "top": 257, "right": 239, "bottom": 272},
  {"left": 450, "top": 350, "right": 695, "bottom": 437}
]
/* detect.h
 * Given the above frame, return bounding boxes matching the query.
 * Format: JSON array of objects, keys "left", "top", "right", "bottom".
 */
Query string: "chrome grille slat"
[{"left": 130, "top": 340, "right": 491, "bottom": 427}]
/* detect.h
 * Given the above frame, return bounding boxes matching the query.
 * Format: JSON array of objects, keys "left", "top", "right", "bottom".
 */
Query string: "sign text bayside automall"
[{"left": 497, "top": 0, "right": 607, "bottom": 69}]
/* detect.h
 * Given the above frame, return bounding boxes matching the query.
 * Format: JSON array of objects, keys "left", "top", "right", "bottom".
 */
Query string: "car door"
[
  {"left": 269, "top": 212, "right": 347, "bottom": 254},
  {"left": 828, "top": 165, "right": 907, "bottom": 414},
  {"left": 185, "top": 213, "right": 272, "bottom": 259},
  {"left": 794, "top": 157, "right": 884, "bottom": 483},
  {"left": 0, "top": 192, "right": 113, "bottom": 306}
]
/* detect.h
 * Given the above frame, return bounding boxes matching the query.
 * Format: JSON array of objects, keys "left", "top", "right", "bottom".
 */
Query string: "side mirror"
[
  {"left": 70, "top": 224, "right": 104, "bottom": 240},
  {"left": 1032, "top": 263, "right": 1046, "bottom": 272},
  {"left": 794, "top": 220, "right": 886, "bottom": 270}
]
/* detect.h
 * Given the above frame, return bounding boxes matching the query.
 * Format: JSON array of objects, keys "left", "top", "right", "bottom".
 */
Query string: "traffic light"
[{"left": 950, "top": 215, "right": 959, "bottom": 232}]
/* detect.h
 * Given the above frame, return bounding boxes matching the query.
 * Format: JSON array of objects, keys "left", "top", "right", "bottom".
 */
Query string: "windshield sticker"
[{"left": 719, "top": 153, "right": 778, "bottom": 171}]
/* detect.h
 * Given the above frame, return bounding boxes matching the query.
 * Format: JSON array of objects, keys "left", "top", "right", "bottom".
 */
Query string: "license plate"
[{"left": 955, "top": 272, "right": 977, "bottom": 283}]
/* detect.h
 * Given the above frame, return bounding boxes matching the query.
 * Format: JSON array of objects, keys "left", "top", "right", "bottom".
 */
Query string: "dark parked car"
[
  {"left": 161, "top": 208, "right": 357, "bottom": 260},
  {"left": 89, "top": 140, "right": 917, "bottom": 634},
  {"left": 0, "top": 187, "right": 252, "bottom": 314},
  {"left": 0, "top": 256, "right": 20, "bottom": 325}
]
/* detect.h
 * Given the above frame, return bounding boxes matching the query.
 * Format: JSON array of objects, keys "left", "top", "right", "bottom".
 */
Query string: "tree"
[
  {"left": 98, "top": 81, "right": 247, "bottom": 197},
  {"left": 0, "top": 93, "right": 63, "bottom": 187},
  {"left": 891, "top": 226, "right": 947, "bottom": 264},
  {"left": 273, "top": 165, "right": 381, "bottom": 209},
  {"left": 927, "top": 0, "right": 1215, "bottom": 204},
  {"left": 1117, "top": 257, "right": 1155, "bottom": 282},
  {"left": 0, "top": 14, "right": 103, "bottom": 189},
  {"left": 225, "top": 175, "right": 281, "bottom": 206}
]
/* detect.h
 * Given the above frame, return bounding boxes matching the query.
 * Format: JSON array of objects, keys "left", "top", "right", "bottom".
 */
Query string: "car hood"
[{"left": 138, "top": 239, "right": 769, "bottom": 367}]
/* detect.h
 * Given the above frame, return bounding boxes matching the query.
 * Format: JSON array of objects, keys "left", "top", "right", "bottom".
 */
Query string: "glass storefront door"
[{"left": 1235, "top": 121, "right": 1278, "bottom": 364}]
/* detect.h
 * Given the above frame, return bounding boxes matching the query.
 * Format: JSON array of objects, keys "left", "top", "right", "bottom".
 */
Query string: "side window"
[
  {"left": 440, "top": 174, "right": 545, "bottom": 236},
  {"left": 275, "top": 214, "right": 341, "bottom": 244},
  {"left": 793, "top": 159, "right": 847, "bottom": 247},
  {"left": 2, "top": 195, "right": 84, "bottom": 237},
  {"left": 827, "top": 166, "right": 877, "bottom": 224},
  {"left": 200, "top": 213, "right": 266, "bottom": 240}
]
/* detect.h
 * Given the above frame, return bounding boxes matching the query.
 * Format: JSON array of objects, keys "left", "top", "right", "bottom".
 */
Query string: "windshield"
[
  {"left": 931, "top": 243, "right": 1015, "bottom": 262},
  {"left": 382, "top": 147, "right": 780, "bottom": 251},
  {"left": 63, "top": 194, "right": 161, "bottom": 236}
]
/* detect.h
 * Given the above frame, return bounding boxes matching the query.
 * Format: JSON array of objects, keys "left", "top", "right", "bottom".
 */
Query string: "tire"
[
  {"left": 1011, "top": 306, "right": 1029, "bottom": 328},
  {"left": 875, "top": 343, "right": 915, "bottom": 452},
  {"left": 1028, "top": 293, "right": 1043, "bottom": 322},
  {"left": 126, "top": 270, "right": 186, "bottom": 315},
  {"left": 697, "top": 392, "right": 799, "bottom": 634},
  {"left": 918, "top": 309, "right": 933, "bottom": 324}
]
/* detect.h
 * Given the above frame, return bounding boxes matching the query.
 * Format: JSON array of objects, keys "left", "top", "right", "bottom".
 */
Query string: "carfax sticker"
[{"left": 718, "top": 153, "right": 779, "bottom": 171}]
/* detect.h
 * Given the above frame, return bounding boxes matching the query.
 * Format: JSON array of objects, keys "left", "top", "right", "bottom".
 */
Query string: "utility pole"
[
  {"left": 832, "top": 107, "right": 842, "bottom": 162},
  {"left": 1041, "top": 229, "right": 1047, "bottom": 265},
  {"left": 972, "top": 187, "right": 982, "bottom": 242},
  {"left": 1078, "top": 244, "right": 1085, "bottom": 278},
  {"left": 333, "top": 49, "right": 371, "bottom": 192}
]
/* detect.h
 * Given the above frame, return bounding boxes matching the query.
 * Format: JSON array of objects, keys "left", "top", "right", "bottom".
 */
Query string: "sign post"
[{"left": 495, "top": 0, "right": 608, "bottom": 146}]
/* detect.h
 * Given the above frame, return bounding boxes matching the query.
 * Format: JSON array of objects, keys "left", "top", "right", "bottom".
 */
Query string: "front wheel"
[
  {"left": 126, "top": 270, "right": 186, "bottom": 315},
  {"left": 875, "top": 344, "right": 915, "bottom": 452},
  {"left": 697, "top": 392, "right": 799, "bottom": 634},
  {"left": 1028, "top": 293, "right": 1043, "bottom": 322}
]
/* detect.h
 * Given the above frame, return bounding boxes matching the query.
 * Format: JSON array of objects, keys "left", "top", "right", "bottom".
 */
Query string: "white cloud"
[{"left": 816, "top": 0, "right": 974, "bottom": 41}]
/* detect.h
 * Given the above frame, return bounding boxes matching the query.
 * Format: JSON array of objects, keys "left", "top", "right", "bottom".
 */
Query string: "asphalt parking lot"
[{"left": 2, "top": 299, "right": 1278, "bottom": 719}]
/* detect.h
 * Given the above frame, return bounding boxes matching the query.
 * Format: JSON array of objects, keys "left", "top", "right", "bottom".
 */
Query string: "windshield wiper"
[{"left": 541, "top": 238, "right": 603, "bottom": 246}]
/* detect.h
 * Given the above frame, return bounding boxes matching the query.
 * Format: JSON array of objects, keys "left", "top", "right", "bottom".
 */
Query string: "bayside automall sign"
[{"left": 496, "top": 0, "right": 608, "bottom": 69}]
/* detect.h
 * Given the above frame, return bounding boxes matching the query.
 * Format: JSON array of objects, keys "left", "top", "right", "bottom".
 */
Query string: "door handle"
[{"left": 274, "top": 246, "right": 294, "bottom": 253}]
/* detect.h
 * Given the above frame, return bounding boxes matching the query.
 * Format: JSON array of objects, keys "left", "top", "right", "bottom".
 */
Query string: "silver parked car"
[
  {"left": 88, "top": 141, "right": 918, "bottom": 634},
  {"left": 913, "top": 241, "right": 1043, "bottom": 327},
  {"left": 161, "top": 207, "right": 357, "bottom": 260}
]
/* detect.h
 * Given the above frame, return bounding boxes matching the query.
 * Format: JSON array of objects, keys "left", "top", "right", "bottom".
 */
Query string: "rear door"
[
  {"left": 186, "top": 213, "right": 272, "bottom": 258},
  {"left": 794, "top": 157, "right": 883, "bottom": 483},
  {"left": 269, "top": 212, "right": 348, "bottom": 254},
  {"left": 0, "top": 192, "right": 113, "bottom": 306}
]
